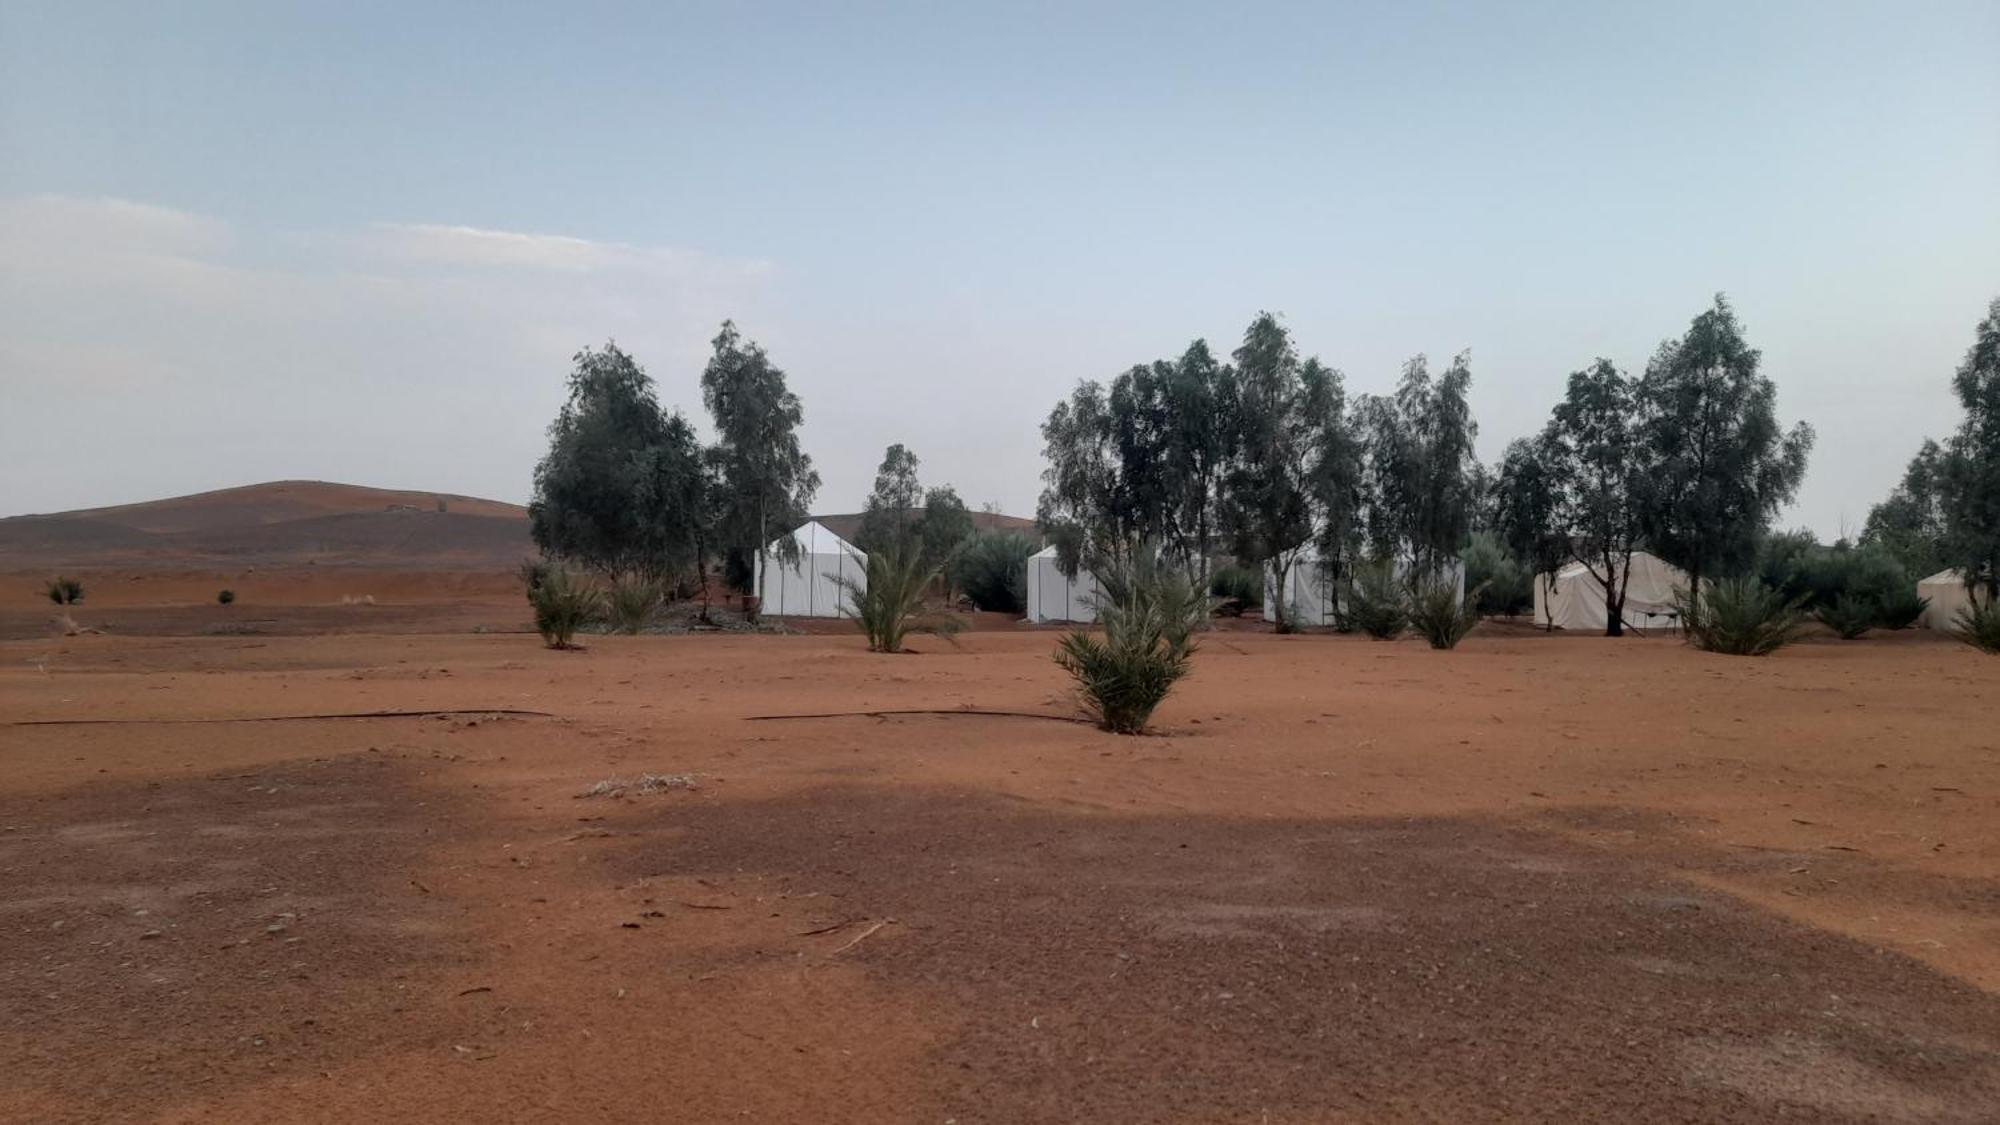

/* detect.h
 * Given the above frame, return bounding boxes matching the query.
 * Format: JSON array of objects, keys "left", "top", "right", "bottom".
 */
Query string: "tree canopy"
[
  {"left": 529, "top": 342, "right": 707, "bottom": 582},
  {"left": 700, "top": 321, "right": 820, "bottom": 592},
  {"left": 1635, "top": 296, "right": 1814, "bottom": 598}
]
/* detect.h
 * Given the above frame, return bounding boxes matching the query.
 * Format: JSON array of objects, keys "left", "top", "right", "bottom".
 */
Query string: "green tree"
[
  {"left": 1358, "top": 352, "right": 1479, "bottom": 579},
  {"left": 700, "top": 321, "right": 820, "bottom": 593},
  {"left": 856, "top": 443, "right": 924, "bottom": 554},
  {"left": 1493, "top": 437, "right": 1569, "bottom": 628},
  {"left": 1635, "top": 296, "right": 1814, "bottom": 605},
  {"left": 917, "top": 485, "right": 975, "bottom": 568},
  {"left": 1219, "top": 313, "right": 1317, "bottom": 632},
  {"left": 1038, "top": 341, "right": 1235, "bottom": 581},
  {"left": 1303, "top": 355, "right": 1366, "bottom": 606},
  {"left": 1037, "top": 379, "right": 1150, "bottom": 575},
  {"left": 1862, "top": 440, "right": 1950, "bottom": 579},
  {"left": 530, "top": 343, "right": 707, "bottom": 583},
  {"left": 1538, "top": 359, "right": 1650, "bottom": 636},
  {"left": 1940, "top": 299, "right": 2000, "bottom": 601}
]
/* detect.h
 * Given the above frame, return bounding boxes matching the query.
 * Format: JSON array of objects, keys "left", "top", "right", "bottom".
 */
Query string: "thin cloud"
[{"left": 0, "top": 196, "right": 773, "bottom": 514}]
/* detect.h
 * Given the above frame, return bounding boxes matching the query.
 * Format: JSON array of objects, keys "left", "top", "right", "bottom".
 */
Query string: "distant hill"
[
  {"left": 811, "top": 510, "right": 1040, "bottom": 546},
  {"left": 0, "top": 480, "right": 532, "bottom": 569}
]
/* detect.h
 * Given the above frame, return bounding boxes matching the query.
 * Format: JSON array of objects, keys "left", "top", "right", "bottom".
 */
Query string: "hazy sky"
[{"left": 3, "top": 2, "right": 1996, "bottom": 537}]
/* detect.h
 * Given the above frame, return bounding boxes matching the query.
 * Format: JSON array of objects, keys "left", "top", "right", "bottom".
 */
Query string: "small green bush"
[
  {"left": 1345, "top": 565, "right": 1408, "bottom": 640},
  {"left": 1407, "top": 577, "right": 1479, "bottom": 650},
  {"left": 1813, "top": 594, "right": 1873, "bottom": 639},
  {"left": 1954, "top": 598, "right": 2000, "bottom": 655},
  {"left": 1682, "top": 578, "right": 1807, "bottom": 656},
  {"left": 1208, "top": 565, "right": 1263, "bottom": 616},
  {"left": 217, "top": 589, "right": 236, "bottom": 606},
  {"left": 606, "top": 572, "right": 662, "bottom": 634},
  {"left": 834, "top": 538, "right": 963, "bottom": 652},
  {"left": 45, "top": 577, "right": 83, "bottom": 606},
  {"left": 1055, "top": 552, "right": 1210, "bottom": 734},
  {"left": 1873, "top": 588, "right": 1929, "bottom": 630},
  {"left": 529, "top": 566, "right": 605, "bottom": 649},
  {"left": 951, "top": 530, "right": 1036, "bottom": 613},
  {"left": 1459, "top": 532, "right": 1532, "bottom": 616}
]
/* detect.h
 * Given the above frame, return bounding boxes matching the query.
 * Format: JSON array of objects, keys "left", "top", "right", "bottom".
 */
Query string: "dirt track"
[{"left": 3, "top": 615, "right": 1998, "bottom": 1122}]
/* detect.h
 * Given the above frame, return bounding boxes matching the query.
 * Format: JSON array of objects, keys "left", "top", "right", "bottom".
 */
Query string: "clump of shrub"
[
  {"left": 834, "top": 539, "right": 963, "bottom": 652},
  {"left": 528, "top": 565, "right": 604, "bottom": 649},
  {"left": 1681, "top": 578, "right": 1807, "bottom": 656},
  {"left": 1407, "top": 577, "right": 1480, "bottom": 650},
  {"left": 1055, "top": 552, "right": 1210, "bottom": 734},
  {"left": 606, "top": 572, "right": 662, "bottom": 634},
  {"left": 217, "top": 589, "right": 236, "bottom": 606},
  {"left": 1954, "top": 598, "right": 2000, "bottom": 655},
  {"left": 1208, "top": 564, "right": 1263, "bottom": 617},
  {"left": 1757, "top": 531, "right": 1908, "bottom": 612},
  {"left": 1344, "top": 565, "right": 1408, "bottom": 640},
  {"left": 519, "top": 559, "right": 552, "bottom": 603},
  {"left": 45, "top": 577, "right": 83, "bottom": 606},
  {"left": 1459, "top": 532, "right": 1532, "bottom": 616},
  {"left": 1813, "top": 593, "right": 1874, "bottom": 639},
  {"left": 1874, "top": 588, "right": 1929, "bottom": 630},
  {"left": 950, "top": 530, "right": 1036, "bottom": 613}
]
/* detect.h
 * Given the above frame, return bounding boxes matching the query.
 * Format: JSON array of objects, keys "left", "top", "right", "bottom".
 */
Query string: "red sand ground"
[{"left": 2, "top": 582, "right": 1998, "bottom": 1122}]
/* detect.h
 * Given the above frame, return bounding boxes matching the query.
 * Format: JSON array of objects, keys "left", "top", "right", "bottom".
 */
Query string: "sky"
[{"left": 2, "top": 1, "right": 1996, "bottom": 538}]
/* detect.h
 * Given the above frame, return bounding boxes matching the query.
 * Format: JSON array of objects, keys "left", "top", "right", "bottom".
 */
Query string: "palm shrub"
[
  {"left": 606, "top": 572, "right": 662, "bottom": 634},
  {"left": 833, "top": 539, "right": 964, "bottom": 652},
  {"left": 951, "top": 530, "right": 1036, "bottom": 613},
  {"left": 1345, "top": 564, "right": 1408, "bottom": 640},
  {"left": 1680, "top": 578, "right": 1807, "bottom": 656},
  {"left": 1954, "top": 597, "right": 2000, "bottom": 654},
  {"left": 1814, "top": 594, "right": 1875, "bottom": 639},
  {"left": 45, "top": 577, "right": 83, "bottom": 606},
  {"left": 1208, "top": 564, "right": 1263, "bottom": 617},
  {"left": 1055, "top": 551, "right": 1211, "bottom": 734},
  {"left": 1874, "top": 588, "right": 1929, "bottom": 630},
  {"left": 529, "top": 565, "right": 605, "bottom": 649},
  {"left": 1407, "top": 576, "right": 1480, "bottom": 650}
]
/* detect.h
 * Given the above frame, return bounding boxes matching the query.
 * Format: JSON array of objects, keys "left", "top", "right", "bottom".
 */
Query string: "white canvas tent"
[
  {"left": 1025, "top": 545, "right": 1103, "bottom": 623},
  {"left": 1917, "top": 568, "right": 1990, "bottom": 631},
  {"left": 1262, "top": 549, "right": 1466, "bottom": 626},
  {"left": 1532, "top": 551, "right": 1688, "bottom": 633},
  {"left": 753, "top": 520, "right": 864, "bottom": 618}
]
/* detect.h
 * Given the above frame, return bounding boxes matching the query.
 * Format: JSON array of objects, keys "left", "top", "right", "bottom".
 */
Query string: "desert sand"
[{"left": 2, "top": 583, "right": 1997, "bottom": 1122}]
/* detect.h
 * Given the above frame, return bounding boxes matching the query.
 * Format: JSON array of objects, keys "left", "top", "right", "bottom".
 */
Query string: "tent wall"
[
  {"left": 1531, "top": 551, "right": 1688, "bottom": 633},
  {"left": 1918, "top": 568, "right": 1988, "bottom": 631},
  {"left": 754, "top": 520, "right": 865, "bottom": 618},
  {"left": 1262, "top": 553, "right": 1466, "bottom": 625},
  {"left": 1025, "top": 547, "right": 1102, "bottom": 623}
]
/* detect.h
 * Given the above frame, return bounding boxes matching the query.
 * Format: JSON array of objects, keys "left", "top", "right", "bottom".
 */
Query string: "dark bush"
[
  {"left": 45, "top": 577, "right": 83, "bottom": 606},
  {"left": 1407, "top": 577, "right": 1479, "bottom": 649},
  {"left": 1459, "top": 532, "right": 1532, "bottom": 616},
  {"left": 951, "top": 530, "right": 1036, "bottom": 613},
  {"left": 1345, "top": 565, "right": 1409, "bottom": 640},
  {"left": 1813, "top": 593, "right": 1873, "bottom": 639},
  {"left": 1682, "top": 578, "right": 1807, "bottom": 656},
  {"left": 529, "top": 565, "right": 605, "bottom": 649},
  {"left": 1055, "top": 552, "right": 1209, "bottom": 733},
  {"left": 1955, "top": 598, "right": 2000, "bottom": 655},
  {"left": 1208, "top": 565, "right": 1263, "bottom": 616},
  {"left": 217, "top": 589, "right": 236, "bottom": 606},
  {"left": 606, "top": 572, "right": 662, "bottom": 634},
  {"left": 1873, "top": 588, "right": 1929, "bottom": 630}
]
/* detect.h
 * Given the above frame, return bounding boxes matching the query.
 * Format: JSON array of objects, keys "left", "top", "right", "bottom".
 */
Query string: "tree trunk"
[{"left": 1272, "top": 556, "right": 1291, "bottom": 633}]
